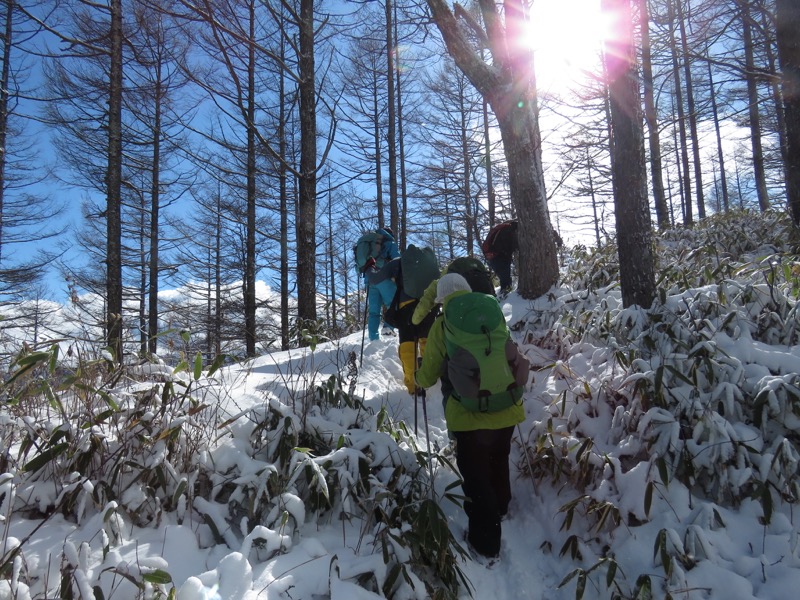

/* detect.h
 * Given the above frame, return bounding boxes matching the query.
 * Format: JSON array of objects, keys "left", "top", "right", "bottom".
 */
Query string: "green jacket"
[
  {"left": 411, "top": 278, "right": 439, "bottom": 325},
  {"left": 411, "top": 257, "right": 494, "bottom": 325},
  {"left": 414, "top": 290, "right": 525, "bottom": 432}
]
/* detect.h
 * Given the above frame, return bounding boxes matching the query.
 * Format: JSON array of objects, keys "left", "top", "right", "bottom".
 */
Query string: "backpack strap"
[{"left": 452, "top": 385, "right": 524, "bottom": 413}]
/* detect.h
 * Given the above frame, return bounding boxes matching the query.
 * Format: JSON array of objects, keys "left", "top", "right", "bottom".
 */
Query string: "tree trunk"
[
  {"left": 640, "top": 0, "right": 669, "bottom": 229},
  {"left": 483, "top": 96, "right": 496, "bottom": 229},
  {"left": 676, "top": 0, "right": 705, "bottom": 219},
  {"left": 603, "top": 0, "right": 655, "bottom": 309},
  {"left": 761, "top": 5, "right": 788, "bottom": 169},
  {"left": 777, "top": 0, "right": 800, "bottom": 224},
  {"left": 459, "top": 87, "right": 475, "bottom": 254},
  {"left": 279, "top": 24, "right": 290, "bottom": 350},
  {"left": 0, "top": 0, "right": 10, "bottom": 258},
  {"left": 244, "top": 1, "right": 257, "bottom": 356},
  {"left": 147, "top": 64, "right": 162, "bottom": 355},
  {"left": 668, "top": 0, "right": 693, "bottom": 225},
  {"left": 395, "top": 6, "right": 409, "bottom": 250},
  {"left": 296, "top": 0, "right": 318, "bottom": 326},
  {"left": 707, "top": 56, "right": 730, "bottom": 212},
  {"left": 385, "top": 0, "right": 399, "bottom": 236},
  {"left": 107, "top": 0, "right": 124, "bottom": 362},
  {"left": 740, "top": 0, "right": 770, "bottom": 211},
  {"left": 425, "top": 0, "right": 558, "bottom": 299},
  {"left": 372, "top": 72, "right": 384, "bottom": 228}
]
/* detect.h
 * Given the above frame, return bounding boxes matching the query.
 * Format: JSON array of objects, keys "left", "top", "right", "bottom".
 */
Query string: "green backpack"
[
  {"left": 401, "top": 245, "right": 440, "bottom": 298},
  {"left": 443, "top": 292, "right": 529, "bottom": 412},
  {"left": 447, "top": 257, "right": 495, "bottom": 296}
]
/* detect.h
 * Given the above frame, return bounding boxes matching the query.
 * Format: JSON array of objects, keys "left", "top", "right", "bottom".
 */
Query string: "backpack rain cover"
[{"left": 443, "top": 292, "right": 529, "bottom": 412}]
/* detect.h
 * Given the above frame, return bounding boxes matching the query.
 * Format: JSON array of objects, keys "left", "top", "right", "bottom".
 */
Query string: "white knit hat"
[{"left": 435, "top": 273, "right": 471, "bottom": 302}]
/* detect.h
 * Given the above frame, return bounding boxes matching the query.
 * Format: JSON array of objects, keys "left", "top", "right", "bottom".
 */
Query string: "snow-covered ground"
[{"left": 4, "top": 281, "right": 800, "bottom": 599}]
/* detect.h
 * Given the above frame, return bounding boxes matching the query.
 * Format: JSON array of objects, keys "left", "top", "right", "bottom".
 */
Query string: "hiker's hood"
[{"left": 435, "top": 273, "right": 471, "bottom": 302}]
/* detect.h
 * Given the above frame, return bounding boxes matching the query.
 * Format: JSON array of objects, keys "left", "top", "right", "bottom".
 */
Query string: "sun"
[{"left": 523, "top": 0, "right": 611, "bottom": 94}]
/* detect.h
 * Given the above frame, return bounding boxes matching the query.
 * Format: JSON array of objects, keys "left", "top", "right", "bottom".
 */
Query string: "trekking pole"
[
  {"left": 413, "top": 336, "right": 419, "bottom": 436},
  {"left": 359, "top": 283, "right": 369, "bottom": 367},
  {"left": 420, "top": 386, "right": 435, "bottom": 499}
]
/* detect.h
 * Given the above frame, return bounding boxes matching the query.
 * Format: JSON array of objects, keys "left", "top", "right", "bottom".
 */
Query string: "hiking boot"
[
  {"left": 381, "top": 325, "right": 396, "bottom": 337},
  {"left": 464, "top": 535, "right": 500, "bottom": 568}
]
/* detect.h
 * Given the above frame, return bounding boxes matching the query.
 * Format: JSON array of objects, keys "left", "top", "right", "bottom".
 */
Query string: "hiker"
[
  {"left": 355, "top": 228, "right": 400, "bottom": 340},
  {"left": 366, "top": 245, "right": 440, "bottom": 393},
  {"left": 411, "top": 256, "right": 495, "bottom": 328},
  {"left": 481, "top": 220, "right": 518, "bottom": 296},
  {"left": 415, "top": 273, "right": 530, "bottom": 560}
]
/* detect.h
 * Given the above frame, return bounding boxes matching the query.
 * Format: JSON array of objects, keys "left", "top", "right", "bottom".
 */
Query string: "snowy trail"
[{"left": 225, "top": 326, "right": 570, "bottom": 599}]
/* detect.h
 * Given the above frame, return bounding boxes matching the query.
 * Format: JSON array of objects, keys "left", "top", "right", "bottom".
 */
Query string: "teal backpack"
[
  {"left": 443, "top": 292, "right": 529, "bottom": 412},
  {"left": 401, "top": 245, "right": 440, "bottom": 298},
  {"left": 353, "top": 231, "right": 385, "bottom": 273}
]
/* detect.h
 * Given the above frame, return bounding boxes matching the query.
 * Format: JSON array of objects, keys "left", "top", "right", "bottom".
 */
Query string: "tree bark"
[
  {"left": 425, "top": 0, "right": 558, "bottom": 299},
  {"left": 603, "top": 0, "right": 655, "bottom": 309},
  {"left": 107, "top": 0, "right": 124, "bottom": 362},
  {"left": 279, "top": 19, "right": 290, "bottom": 350},
  {"left": 296, "top": 0, "right": 318, "bottom": 326},
  {"left": 676, "top": 0, "right": 705, "bottom": 219},
  {"left": 385, "top": 0, "right": 399, "bottom": 236},
  {"left": 739, "top": 0, "right": 770, "bottom": 211},
  {"left": 395, "top": 6, "right": 409, "bottom": 250},
  {"left": 640, "top": 0, "right": 669, "bottom": 230},
  {"left": 777, "top": 0, "right": 800, "bottom": 224},
  {"left": 707, "top": 57, "right": 730, "bottom": 212},
  {"left": 147, "top": 59, "right": 162, "bottom": 355},
  {"left": 668, "top": 0, "right": 693, "bottom": 225}
]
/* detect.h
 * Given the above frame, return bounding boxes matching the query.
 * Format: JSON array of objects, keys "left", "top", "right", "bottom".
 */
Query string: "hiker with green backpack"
[
  {"left": 354, "top": 228, "right": 400, "bottom": 341},
  {"left": 410, "top": 256, "right": 495, "bottom": 328},
  {"left": 415, "top": 273, "right": 530, "bottom": 561},
  {"left": 366, "top": 245, "right": 440, "bottom": 394}
]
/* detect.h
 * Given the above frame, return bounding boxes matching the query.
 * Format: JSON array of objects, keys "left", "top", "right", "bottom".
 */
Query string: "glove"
[
  {"left": 361, "top": 257, "right": 376, "bottom": 273},
  {"left": 414, "top": 386, "right": 427, "bottom": 399}
]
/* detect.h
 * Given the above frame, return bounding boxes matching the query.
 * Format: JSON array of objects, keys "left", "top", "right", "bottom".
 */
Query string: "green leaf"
[
  {"left": 606, "top": 559, "right": 617, "bottom": 588},
  {"left": 48, "top": 344, "right": 60, "bottom": 374},
  {"left": 383, "top": 563, "right": 402, "bottom": 598},
  {"left": 664, "top": 365, "right": 694, "bottom": 386},
  {"left": 634, "top": 574, "right": 652, "bottom": 599},
  {"left": 173, "top": 479, "right": 187, "bottom": 506},
  {"left": 173, "top": 360, "right": 189, "bottom": 375},
  {"left": 575, "top": 438, "right": 592, "bottom": 463},
  {"left": 656, "top": 457, "right": 669, "bottom": 487},
  {"left": 202, "top": 513, "right": 225, "bottom": 545},
  {"left": 206, "top": 353, "right": 227, "bottom": 378},
  {"left": 142, "top": 570, "right": 173, "bottom": 584},
  {"left": 557, "top": 567, "right": 582, "bottom": 589},
  {"left": 193, "top": 352, "right": 203, "bottom": 381},
  {"left": 576, "top": 571, "right": 587, "bottom": 599},
  {"left": 6, "top": 352, "right": 50, "bottom": 385},
  {"left": 22, "top": 442, "right": 69, "bottom": 474},
  {"left": 760, "top": 484, "right": 773, "bottom": 525},
  {"left": 644, "top": 480, "right": 654, "bottom": 517}
]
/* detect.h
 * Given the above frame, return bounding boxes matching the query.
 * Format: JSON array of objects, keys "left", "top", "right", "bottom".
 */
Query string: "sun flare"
[{"left": 525, "top": 0, "right": 611, "bottom": 94}]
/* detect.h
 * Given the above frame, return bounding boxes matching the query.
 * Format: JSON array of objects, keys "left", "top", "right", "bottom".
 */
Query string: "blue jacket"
[{"left": 363, "top": 229, "right": 400, "bottom": 281}]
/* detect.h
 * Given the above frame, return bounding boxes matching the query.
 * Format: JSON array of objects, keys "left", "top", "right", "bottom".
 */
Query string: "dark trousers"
[
  {"left": 454, "top": 426, "right": 514, "bottom": 557},
  {"left": 487, "top": 255, "right": 513, "bottom": 291}
]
